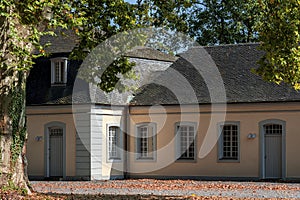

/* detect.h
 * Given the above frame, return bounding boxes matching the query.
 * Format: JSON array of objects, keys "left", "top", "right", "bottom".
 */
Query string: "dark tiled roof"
[
  {"left": 125, "top": 46, "right": 177, "bottom": 62},
  {"left": 33, "top": 29, "right": 78, "bottom": 54},
  {"left": 26, "top": 54, "right": 87, "bottom": 105},
  {"left": 36, "top": 29, "right": 177, "bottom": 63},
  {"left": 27, "top": 46, "right": 176, "bottom": 105},
  {"left": 131, "top": 43, "right": 300, "bottom": 105}
]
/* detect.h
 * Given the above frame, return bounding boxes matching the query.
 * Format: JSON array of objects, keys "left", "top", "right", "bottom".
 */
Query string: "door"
[
  {"left": 264, "top": 124, "right": 282, "bottom": 179},
  {"left": 49, "top": 127, "right": 63, "bottom": 177}
]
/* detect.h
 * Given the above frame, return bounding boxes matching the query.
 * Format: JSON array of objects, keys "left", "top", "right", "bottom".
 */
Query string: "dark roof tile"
[{"left": 131, "top": 43, "right": 300, "bottom": 105}]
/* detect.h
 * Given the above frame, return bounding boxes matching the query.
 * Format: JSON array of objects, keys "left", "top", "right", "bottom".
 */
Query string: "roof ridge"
[{"left": 192, "top": 42, "right": 260, "bottom": 49}]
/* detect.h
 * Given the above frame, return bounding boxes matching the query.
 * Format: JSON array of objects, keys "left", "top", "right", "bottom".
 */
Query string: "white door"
[
  {"left": 264, "top": 124, "right": 282, "bottom": 178},
  {"left": 49, "top": 127, "right": 63, "bottom": 177}
]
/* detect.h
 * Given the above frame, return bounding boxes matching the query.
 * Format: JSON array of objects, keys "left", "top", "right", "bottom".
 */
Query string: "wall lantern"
[
  {"left": 247, "top": 133, "right": 256, "bottom": 139},
  {"left": 35, "top": 136, "right": 43, "bottom": 141}
]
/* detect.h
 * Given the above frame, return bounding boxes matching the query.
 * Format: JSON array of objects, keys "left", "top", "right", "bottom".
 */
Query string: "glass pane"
[
  {"left": 50, "top": 128, "right": 63, "bottom": 136},
  {"left": 179, "top": 125, "right": 195, "bottom": 159},
  {"left": 108, "top": 126, "right": 119, "bottom": 158},
  {"left": 221, "top": 125, "right": 238, "bottom": 160}
]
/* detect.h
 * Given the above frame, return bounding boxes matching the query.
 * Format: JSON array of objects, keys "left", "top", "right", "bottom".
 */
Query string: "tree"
[
  {"left": 73, "top": 0, "right": 193, "bottom": 92},
  {"left": 254, "top": 0, "right": 300, "bottom": 89},
  {"left": 188, "top": 0, "right": 258, "bottom": 45},
  {"left": 0, "top": 0, "right": 57, "bottom": 192},
  {"left": 0, "top": 0, "right": 136, "bottom": 192},
  {"left": 0, "top": 0, "right": 191, "bottom": 192}
]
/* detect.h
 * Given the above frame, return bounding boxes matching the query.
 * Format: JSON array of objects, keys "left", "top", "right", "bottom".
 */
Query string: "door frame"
[
  {"left": 259, "top": 119, "right": 286, "bottom": 180},
  {"left": 44, "top": 121, "right": 66, "bottom": 178}
]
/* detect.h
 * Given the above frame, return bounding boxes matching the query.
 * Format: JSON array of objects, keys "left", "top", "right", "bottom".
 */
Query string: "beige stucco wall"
[
  {"left": 26, "top": 102, "right": 300, "bottom": 179},
  {"left": 101, "top": 110, "right": 124, "bottom": 178},
  {"left": 26, "top": 105, "right": 76, "bottom": 177},
  {"left": 128, "top": 102, "right": 300, "bottom": 179}
]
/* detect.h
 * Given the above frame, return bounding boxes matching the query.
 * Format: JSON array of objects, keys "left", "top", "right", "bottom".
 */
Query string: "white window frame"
[
  {"left": 175, "top": 122, "right": 197, "bottom": 161},
  {"left": 136, "top": 123, "right": 156, "bottom": 161},
  {"left": 218, "top": 121, "right": 240, "bottom": 162},
  {"left": 106, "top": 124, "right": 122, "bottom": 162},
  {"left": 50, "top": 57, "right": 68, "bottom": 85}
]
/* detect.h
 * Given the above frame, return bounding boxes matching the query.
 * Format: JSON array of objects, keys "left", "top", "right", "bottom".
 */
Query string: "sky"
[{"left": 124, "top": 0, "right": 137, "bottom": 4}]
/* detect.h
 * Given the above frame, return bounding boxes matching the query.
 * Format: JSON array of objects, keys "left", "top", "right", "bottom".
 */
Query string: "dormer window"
[{"left": 51, "top": 57, "right": 68, "bottom": 85}]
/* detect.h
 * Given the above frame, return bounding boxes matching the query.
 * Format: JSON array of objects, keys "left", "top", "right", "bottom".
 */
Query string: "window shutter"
[
  {"left": 63, "top": 59, "right": 68, "bottom": 84},
  {"left": 116, "top": 127, "right": 120, "bottom": 158},
  {"left": 175, "top": 125, "right": 180, "bottom": 158},
  {"left": 148, "top": 125, "right": 153, "bottom": 154},
  {"left": 51, "top": 61, "right": 55, "bottom": 84},
  {"left": 137, "top": 127, "right": 141, "bottom": 155}
]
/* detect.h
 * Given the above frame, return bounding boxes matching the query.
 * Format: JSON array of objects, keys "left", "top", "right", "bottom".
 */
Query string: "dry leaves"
[{"left": 2, "top": 179, "right": 300, "bottom": 199}]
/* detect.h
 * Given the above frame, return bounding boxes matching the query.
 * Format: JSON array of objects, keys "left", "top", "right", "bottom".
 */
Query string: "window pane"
[
  {"left": 137, "top": 124, "right": 155, "bottom": 159},
  {"left": 53, "top": 59, "right": 66, "bottom": 84},
  {"left": 55, "top": 62, "right": 60, "bottom": 83},
  {"left": 108, "top": 126, "right": 120, "bottom": 159},
  {"left": 50, "top": 128, "right": 63, "bottom": 136},
  {"left": 178, "top": 125, "right": 195, "bottom": 160},
  {"left": 60, "top": 62, "right": 65, "bottom": 82},
  {"left": 264, "top": 124, "right": 282, "bottom": 135},
  {"left": 221, "top": 124, "right": 238, "bottom": 160}
]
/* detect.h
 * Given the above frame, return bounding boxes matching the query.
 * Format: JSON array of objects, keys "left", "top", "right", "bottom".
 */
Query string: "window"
[
  {"left": 218, "top": 122, "right": 239, "bottom": 161},
  {"left": 264, "top": 124, "right": 282, "bottom": 135},
  {"left": 49, "top": 127, "right": 63, "bottom": 137},
  {"left": 136, "top": 123, "right": 156, "bottom": 160},
  {"left": 176, "top": 122, "right": 196, "bottom": 160},
  {"left": 51, "top": 57, "right": 68, "bottom": 84},
  {"left": 107, "top": 126, "right": 121, "bottom": 161}
]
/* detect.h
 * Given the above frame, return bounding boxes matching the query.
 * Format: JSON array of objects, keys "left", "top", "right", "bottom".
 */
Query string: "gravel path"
[{"left": 30, "top": 179, "right": 300, "bottom": 199}]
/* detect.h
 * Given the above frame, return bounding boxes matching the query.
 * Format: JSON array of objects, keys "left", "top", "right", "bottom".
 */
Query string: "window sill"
[
  {"left": 175, "top": 159, "right": 196, "bottom": 163},
  {"left": 107, "top": 158, "right": 122, "bottom": 163},
  {"left": 51, "top": 83, "right": 66, "bottom": 87},
  {"left": 136, "top": 157, "right": 156, "bottom": 162},
  {"left": 218, "top": 159, "right": 240, "bottom": 163}
]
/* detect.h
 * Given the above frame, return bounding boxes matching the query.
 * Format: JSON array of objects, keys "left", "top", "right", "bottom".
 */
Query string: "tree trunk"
[
  {"left": 0, "top": 4, "right": 35, "bottom": 193},
  {"left": 0, "top": 70, "right": 31, "bottom": 194}
]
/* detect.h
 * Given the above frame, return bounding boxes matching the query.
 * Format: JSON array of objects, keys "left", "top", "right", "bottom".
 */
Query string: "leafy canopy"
[
  {"left": 0, "top": 0, "right": 192, "bottom": 92},
  {"left": 1, "top": 0, "right": 300, "bottom": 90},
  {"left": 254, "top": 0, "right": 300, "bottom": 90},
  {"left": 188, "top": 0, "right": 258, "bottom": 45}
]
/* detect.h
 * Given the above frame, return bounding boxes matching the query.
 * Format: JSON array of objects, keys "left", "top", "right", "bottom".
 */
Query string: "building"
[{"left": 26, "top": 38, "right": 300, "bottom": 180}]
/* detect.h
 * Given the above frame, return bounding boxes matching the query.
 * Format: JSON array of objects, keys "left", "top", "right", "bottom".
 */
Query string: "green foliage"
[
  {"left": 141, "top": 0, "right": 193, "bottom": 32},
  {"left": 8, "top": 73, "right": 26, "bottom": 163},
  {"left": 255, "top": 0, "right": 300, "bottom": 89},
  {"left": 188, "top": 0, "right": 259, "bottom": 45},
  {"left": 69, "top": 0, "right": 141, "bottom": 60},
  {"left": 1, "top": 0, "right": 192, "bottom": 93},
  {"left": 99, "top": 56, "right": 136, "bottom": 92},
  {"left": 0, "top": 0, "right": 74, "bottom": 74},
  {"left": 69, "top": 1, "right": 193, "bottom": 93}
]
